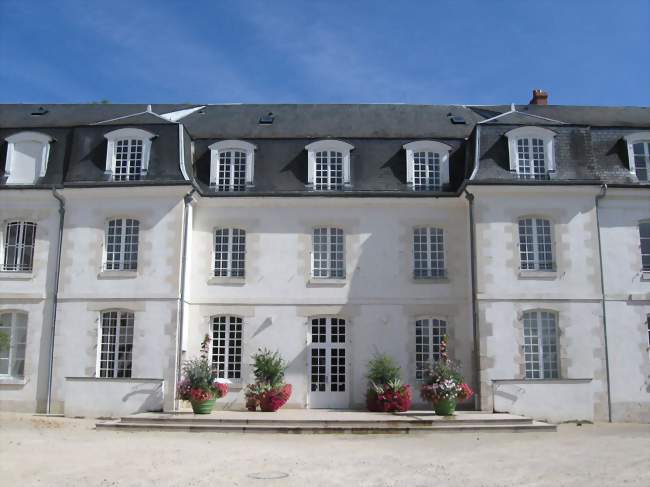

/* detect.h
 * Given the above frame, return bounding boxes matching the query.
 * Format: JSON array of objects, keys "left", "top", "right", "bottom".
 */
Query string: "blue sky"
[{"left": 0, "top": 0, "right": 648, "bottom": 106}]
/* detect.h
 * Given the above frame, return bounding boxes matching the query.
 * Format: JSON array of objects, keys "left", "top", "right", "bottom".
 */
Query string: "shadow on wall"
[{"left": 122, "top": 382, "right": 164, "bottom": 413}]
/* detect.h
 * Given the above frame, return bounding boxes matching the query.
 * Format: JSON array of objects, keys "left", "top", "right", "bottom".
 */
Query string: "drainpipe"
[
  {"left": 46, "top": 187, "right": 65, "bottom": 414},
  {"left": 464, "top": 188, "right": 481, "bottom": 411},
  {"left": 174, "top": 188, "right": 195, "bottom": 409},
  {"left": 595, "top": 183, "right": 612, "bottom": 422}
]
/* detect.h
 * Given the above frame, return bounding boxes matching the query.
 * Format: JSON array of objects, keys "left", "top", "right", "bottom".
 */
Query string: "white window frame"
[
  {"left": 306, "top": 140, "right": 354, "bottom": 190},
  {"left": 0, "top": 311, "right": 27, "bottom": 378},
  {"left": 104, "top": 128, "right": 155, "bottom": 181},
  {"left": 505, "top": 127, "right": 556, "bottom": 178},
  {"left": 213, "top": 228, "right": 246, "bottom": 278},
  {"left": 639, "top": 221, "right": 650, "bottom": 273},
  {"left": 403, "top": 141, "right": 452, "bottom": 191},
  {"left": 522, "top": 310, "right": 559, "bottom": 379},
  {"left": 4, "top": 132, "right": 52, "bottom": 184},
  {"left": 624, "top": 132, "right": 650, "bottom": 181},
  {"left": 311, "top": 227, "right": 346, "bottom": 279},
  {"left": 103, "top": 218, "right": 140, "bottom": 271},
  {"left": 1, "top": 221, "right": 37, "bottom": 273},
  {"left": 96, "top": 309, "right": 134, "bottom": 378},
  {"left": 208, "top": 140, "right": 256, "bottom": 190},
  {"left": 518, "top": 216, "right": 555, "bottom": 271},
  {"left": 414, "top": 317, "right": 447, "bottom": 382},
  {"left": 413, "top": 227, "right": 446, "bottom": 279},
  {"left": 210, "top": 315, "right": 243, "bottom": 382}
]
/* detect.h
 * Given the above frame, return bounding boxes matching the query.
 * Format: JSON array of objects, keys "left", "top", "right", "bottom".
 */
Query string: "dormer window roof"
[
  {"left": 505, "top": 127, "right": 556, "bottom": 180},
  {"left": 403, "top": 141, "right": 452, "bottom": 191},
  {"left": 623, "top": 132, "right": 650, "bottom": 182},
  {"left": 104, "top": 128, "right": 155, "bottom": 181},
  {"left": 4, "top": 131, "right": 53, "bottom": 185},
  {"left": 209, "top": 140, "right": 256, "bottom": 191},
  {"left": 305, "top": 140, "right": 354, "bottom": 191}
]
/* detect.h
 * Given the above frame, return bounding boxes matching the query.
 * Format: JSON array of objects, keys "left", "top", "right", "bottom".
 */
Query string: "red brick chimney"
[{"left": 530, "top": 89, "right": 549, "bottom": 105}]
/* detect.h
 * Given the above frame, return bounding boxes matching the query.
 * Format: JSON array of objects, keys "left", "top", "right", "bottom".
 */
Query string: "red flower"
[
  {"left": 458, "top": 383, "right": 474, "bottom": 401},
  {"left": 190, "top": 388, "right": 212, "bottom": 402},
  {"left": 215, "top": 382, "right": 229, "bottom": 398}
]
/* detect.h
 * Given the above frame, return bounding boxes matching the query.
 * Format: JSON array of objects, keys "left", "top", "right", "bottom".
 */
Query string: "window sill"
[
  {"left": 518, "top": 270, "right": 557, "bottom": 279},
  {"left": 307, "top": 278, "right": 347, "bottom": 287},
  {"left": 0, "top": 271, "right": 34, "bottom": 280},
  {"left": 0, "top": 377, "right": 27, "bottom": 386},
  {"left": 412, "top": 276, "right": 449, "bottom": 283},
  {"left": 640, "top": 271, "right": 650, "bottom": 281},
  {"left": 494, "top": 378, "right": 592, "bottom": 385},
  {"left": 97, "top": 270, "right": 138, "bottom": 279},
  {"left": 207, "top": 276, "right": 246, "bottom": 286}
]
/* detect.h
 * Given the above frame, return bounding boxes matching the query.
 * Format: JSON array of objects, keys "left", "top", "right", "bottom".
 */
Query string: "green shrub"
[
  {"left": 366, "top": 354, "right": 402, "bottom": 386},
  {"left": 251, "top": 348, "right": 286, "bottom": 388}
]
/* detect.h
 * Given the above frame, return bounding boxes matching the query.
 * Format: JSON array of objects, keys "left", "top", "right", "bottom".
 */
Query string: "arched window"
[
  {"left": 214, "top": 228, "right": 246, "bottom": 278},
  {"left": 403, "top": 141, "right": 452, "bottom": 191},
  {"left": 312, "top": 227, "right": 345, "bottom": 279},
  {"left": 415, "top": 317, "right": 447, "bottom": 381},
  {"left": 2, "top": 221, "right": 36, "bottom": 272},
  {"left": 0, "top": 311, "right": 27, "bottom": 377},
  {"left": 104, "top": 218, "right": 140, "bottom": 271},
  {"left": 209, "top": 140, "right": 256, "bottom": 191},
  {"left": 518, "top": 217, "right": 554, "bottom": 271},
  {"left": 306, "top": 140, "right": 354, "bottom": 190},
  {"left": 98, "top": 310, "right": 134, "bottom": 378},
  {"left": 522, "top": 310, "right": 559, "bottom": 379},
  {"left": 104, "top": 128, "right": 155, "bottom": 181},
  {"left": 4, "top": 132, "right": 52, "bottom": 185},
  {"left": 413, "top": 227, "right": 446, "bottom": 279},
  {"left": 211, "top": 315, "right": 243, "bottom": 380},
  {"left": 624, "top": 132, "right": 650, "bottom": 182},
  {"left": 505, "top": 127, "right": 556, "bottom": 180}
]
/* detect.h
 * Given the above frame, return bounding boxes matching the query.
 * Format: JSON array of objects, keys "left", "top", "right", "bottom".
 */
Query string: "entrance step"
[{"left": 96, "top": 410, "right": 556, "bottom": 434}]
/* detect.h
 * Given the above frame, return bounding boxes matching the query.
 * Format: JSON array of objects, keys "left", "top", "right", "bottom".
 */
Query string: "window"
[
  {"left": 518, "top": 217, "right": 554, "bottom": 271},
  {"left": 415, "top": 318, "right": 447, "bottom": 381},
  {"left": 2, "top": 221, "right": 36, "bottom": 272},
  {"left": 104, "top": 128, "right": 155, "bottom": 181},
  {"left": 306, "top": 140, "right": 354, "bottom": 190},
  {"left": 209, "top": 140, "right": 256, "bottom": 191},
  {"left": 104, "top": 219, "right": 139, "bottom": 271},
  {"left": 98, "top": 310, "right": 134, "bottom": 378},
  {"left": 214, "top": 228, "right": 246, "bottom": 278},
  {"left": 523, "top": 310, "right": 559, "bottom": 379},
  {"left": 640, "top": 222, "right": 650, "bottom": 272},
  {"left": 647, "top": 315, "right": 650, "bottom": 347},
  {"left": 413, "top": 227, "right": 446, "bottom": 279},
  {"left": 4, "top": 132, "right": 52, "bottom": 185},
  {"left": 211, "top": 316, "right": 243, "bottom": 380},
  {"left": 624, "top": 132, "right": 650, "bottom": 182},
  {"left": 403, "top": 141, "right": 452, "bottom": 191},
  {"left": 0, "top": 311, "right": 27, "bottom": 377},
  {"left": 505, "top": 127, "right": 556, "bottom": 180},
  {"left": 312, "top": 227, "right": 345, "bottom": 279}
]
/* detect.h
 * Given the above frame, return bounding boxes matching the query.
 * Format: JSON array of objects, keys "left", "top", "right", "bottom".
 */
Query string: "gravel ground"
[{"left": 1, "top": 413, "right": 649, "bottom": 487}]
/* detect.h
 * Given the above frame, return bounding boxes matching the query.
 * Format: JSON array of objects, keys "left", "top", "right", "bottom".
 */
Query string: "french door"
[{"left": 308, "top": 317, "right": 349, "bottom": 409}]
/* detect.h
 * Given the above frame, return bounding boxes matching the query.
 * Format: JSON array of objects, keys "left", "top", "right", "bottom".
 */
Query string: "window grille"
[
  {"left": 314, "top": 151, "right": 343, "bottom": 190},
  {"left": 216, "top": 150, "right": 247, "bottom": 191},
  {"left": 415, "top": 318, "right": 447, "bottom": 381},
  {"left": 413, "top": 151, "right": 441, "bottom": 190},
  {"left": 2, "top": 221, "right": 36, "bottom": 272},
  {"left": 633, "top": 142, "right": 650, "bottom": 181},
  {"left": 517, "top": 138, "right": 548, "bottom": 180},
  {"left": 312, "top": 227, "right": 345, "bottom": 279},
  {"left": 214, "top": 228, "right": 246, "bottom": 277},
  {"left": 413, "top": 227, "right": 446, "bottom": 279},
  {"left": 114, "top": 139, "right": 144, "bottom": 181},
  {"left": 0, "top": 311, "right": 27, "bottom": 377},
  {"left": 98, "top": 310, "right": 134, "bottom": 378},
  {"left": 640, "top": 222, "right": 650, "bottom": 272},
  {"left": 523, "top": 310, "right": 559, "bottom": 379},
  {"left": 211, "top": 316, "right": 243, "bottom": 380},
  {"left": 104, "top": 219, "right": 139, "bottom": 271},
  {"left": 518, "top": 218, "right": 554, "bottom": 271}
]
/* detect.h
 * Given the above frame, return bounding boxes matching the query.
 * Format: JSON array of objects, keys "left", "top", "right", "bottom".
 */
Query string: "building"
[{"left": 0, "top": 94, "right": 648, "bottom": 422}]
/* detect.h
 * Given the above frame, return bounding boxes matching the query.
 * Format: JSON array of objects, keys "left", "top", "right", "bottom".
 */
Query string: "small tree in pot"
[
  {"left": 366, "top": 354, "right": 412, "bottom": 412},
  {"left": 247, "top": 348, "right": 292, "bottom": 412}
]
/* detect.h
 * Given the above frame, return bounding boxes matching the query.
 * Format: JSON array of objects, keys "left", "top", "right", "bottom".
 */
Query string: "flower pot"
[
  {"left": 433, "top": 398, "right": 456, "bottom": 416},
  {"left": 245, "top": 397, "right": 258, "bottom": 412},
  {"left": 190, "top": 398, "right": 216, "bottom": 414},
  {"left": 259, "top": 384, "right": 292, "bottom": 412},
  {"left": 366, "top": 385, "right": 412, "bottom": 413}
]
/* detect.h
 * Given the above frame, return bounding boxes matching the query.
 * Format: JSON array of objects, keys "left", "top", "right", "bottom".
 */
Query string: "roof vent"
[
  {"left": 448, "top": 113, "right": 466, "bottom": 124},
  {"left": 258, "top": 112, "right": 275, "bottom": 125},
  {"left": 30, "top": 107, "right": 49, "bottom": 116}
]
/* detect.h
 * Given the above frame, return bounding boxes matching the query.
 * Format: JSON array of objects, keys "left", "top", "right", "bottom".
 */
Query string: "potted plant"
[
  {"left": 366, "top": 354, "right": 412, "bottom": 412},
  {"left": 419, "top": 336, "right": 473, "bottom": 415},
  {"left": 246, "top": 348, "right": 292, "bottom": 412},
  {"left": 177, "top": 334, "right": 230, "bottom": 414}
]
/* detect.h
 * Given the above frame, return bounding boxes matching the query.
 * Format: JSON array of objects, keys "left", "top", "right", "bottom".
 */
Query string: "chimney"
[{"left": 530, "top": 89, "right": 548, "bottom": 105}]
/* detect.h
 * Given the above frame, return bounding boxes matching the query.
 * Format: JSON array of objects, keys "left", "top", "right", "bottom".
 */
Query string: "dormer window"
[
  {"left": 306, "top": 140, "right": 354, "bottom": 191},
  {"left": 624, "top": 132, "right": 650, "bottom": 182},
  {"left": 4, "top": 132, "right": 52, "bottom": 185},
  {"left": 104, "top": 128, "right": 155, "bottom": 181},
  {"left": 209, "top": 140, "right": 256, "bottom": 191},
  {"left": 505, "top": 127, "right": 556, "bottom": 180},
  {"left": 403, "top": 141, "right": 452, "bottom": 191}
]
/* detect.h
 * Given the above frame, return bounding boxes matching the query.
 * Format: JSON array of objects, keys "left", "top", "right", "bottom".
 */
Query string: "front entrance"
[{"left": 308, "top": 317, "right": 349, "bottom": 408}]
